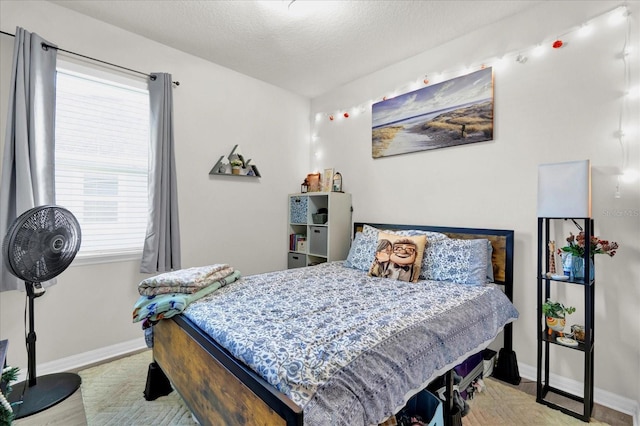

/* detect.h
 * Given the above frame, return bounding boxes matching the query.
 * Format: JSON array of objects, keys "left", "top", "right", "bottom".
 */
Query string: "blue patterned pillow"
[
  {"left": 421, "top": 238, "right": 489, "bottom": 285},
  {"left": 361, "top": 224, "right": 449, "bottom": 242},
  {"left": 486, "top": 240, "right": 495, "bottom": 282},
  {"left": 344, "top": 232, "right": 377, "bottom": 271}
]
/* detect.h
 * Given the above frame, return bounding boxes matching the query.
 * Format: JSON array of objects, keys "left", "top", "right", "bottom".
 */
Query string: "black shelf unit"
[{"left": 536, "top": 217, "right": 595, "bottom": 422}]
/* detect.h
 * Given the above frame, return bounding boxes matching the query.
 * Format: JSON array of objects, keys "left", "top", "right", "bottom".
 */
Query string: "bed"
[{"left": 146, "top": 222, "right": 518, "bottom": 426}]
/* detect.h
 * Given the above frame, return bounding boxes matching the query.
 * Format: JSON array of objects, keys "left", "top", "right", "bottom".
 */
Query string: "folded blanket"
[
  {"left": 138, "top": 264, "right": 235, "bottom": 296},
  {"left": 133, "top": 270, "right": 242, "bottom": 323}
]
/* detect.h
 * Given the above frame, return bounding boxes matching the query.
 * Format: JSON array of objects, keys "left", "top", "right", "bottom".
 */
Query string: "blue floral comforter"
[{"left": 183, "top": 261, "right": 518, "bottom": 425}]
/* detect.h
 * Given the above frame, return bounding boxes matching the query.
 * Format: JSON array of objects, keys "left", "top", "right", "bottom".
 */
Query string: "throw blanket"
[
  {"left": 138, "top": 264, "right": 235, "bottom": 296},
  {"left": 133, "top": 270, "right": 241, "bottom": 322}
]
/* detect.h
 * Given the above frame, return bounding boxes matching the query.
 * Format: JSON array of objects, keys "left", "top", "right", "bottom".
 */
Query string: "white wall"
[
  {"left": 311, "top": 0, "right": 639, "bottom": 415},
  {"left": 0, "top": 0, "right": 309, "bottom": 369},
  {"left": 0, "top": 0, "right": 638, "bottom": 419}
]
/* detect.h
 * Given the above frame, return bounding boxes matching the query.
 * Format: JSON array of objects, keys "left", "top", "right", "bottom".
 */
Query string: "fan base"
[{"left": 7, "top": 372, "right": 81, "bottom": 419}]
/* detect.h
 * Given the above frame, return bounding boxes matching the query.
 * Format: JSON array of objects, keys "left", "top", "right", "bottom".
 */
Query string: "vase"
[
  {"left": 232, "top": 167, "right": 240, "bottom": 175},
  {"left": 571, "top": 256, "right": 594, "bottom": 281},
  {"left": 546, "top": 316, "right": 566, "bottom": 336}
]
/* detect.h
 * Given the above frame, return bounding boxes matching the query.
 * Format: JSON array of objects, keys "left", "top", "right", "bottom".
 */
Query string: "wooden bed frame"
[{"left": 147, "top": 222, "right": 517, "bottom": 426}]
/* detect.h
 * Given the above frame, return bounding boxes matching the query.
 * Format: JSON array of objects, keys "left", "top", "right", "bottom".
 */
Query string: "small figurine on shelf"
[{"left": 545, "top": 240, "right": 556, "bottom": 277}]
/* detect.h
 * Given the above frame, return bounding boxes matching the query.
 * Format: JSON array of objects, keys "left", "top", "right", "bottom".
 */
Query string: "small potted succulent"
[
  {"left": 542, "top": 298, "right": 575, "bottom": 336},
  {"left": 230, "top": 159, "right": 243, "bottom": 175}
]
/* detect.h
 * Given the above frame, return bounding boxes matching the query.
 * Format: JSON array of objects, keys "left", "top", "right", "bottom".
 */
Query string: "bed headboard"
[{"left": 353, "top": 222, "right": 514, "bottom": 301}]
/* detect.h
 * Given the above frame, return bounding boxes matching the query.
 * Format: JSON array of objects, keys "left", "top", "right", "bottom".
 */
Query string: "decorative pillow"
[
  {"left": 369, "top": 231, "right": 427, "bottom": 283},
  {"left": 421, "top": 238, "right": 489, "bottom": 285},
  {"left": 361, "top": 224, "right": 449, "bottom": 242},
  {"left": 486, "top": 240, "right": 495, "bottom": 283},
  {"left": 344, "top": 232, "right": 378, "bottom": 271}
]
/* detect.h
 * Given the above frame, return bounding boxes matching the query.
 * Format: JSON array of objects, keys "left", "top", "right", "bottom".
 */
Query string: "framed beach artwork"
[{"left": 371, "top": 67, "right": 494, "bottom": 158}]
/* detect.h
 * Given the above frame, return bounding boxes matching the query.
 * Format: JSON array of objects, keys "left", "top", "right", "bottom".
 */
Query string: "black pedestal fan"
[{"left": 2, "top": 205, "right": 81, "bottom": 419}]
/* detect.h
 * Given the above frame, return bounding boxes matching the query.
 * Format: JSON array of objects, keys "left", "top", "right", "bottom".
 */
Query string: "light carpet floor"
[
  {"left": 462, "top": 379, "right": 608, "bottom": 425},
  {"left": 79, "top": 351, "right": 196, "bottom": 425},
  {"left": 79, "top": 350, "right": 609, "bottom": 425}
]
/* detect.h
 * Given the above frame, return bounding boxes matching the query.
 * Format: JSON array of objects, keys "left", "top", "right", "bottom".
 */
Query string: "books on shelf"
[{"left": 289, "top": 233, "right": 306, "bottom": 252}]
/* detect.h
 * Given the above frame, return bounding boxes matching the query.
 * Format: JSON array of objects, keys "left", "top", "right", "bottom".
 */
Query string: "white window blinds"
[{"left": 55, "top": 66, "right": 150, "bottom": 259}]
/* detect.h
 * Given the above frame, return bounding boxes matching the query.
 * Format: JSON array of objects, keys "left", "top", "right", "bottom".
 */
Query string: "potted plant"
[
  {"left": 230, "top": 159, "right": 243, "bottom": 175},
  {"left": 559, "top": 231, "right": 618, "bottom": 280},
  {"left": 542, "top": 298, "right": 575, "bottom": 336},
  {"left": 0, "top": 365, "right": 19, "bottom": 425}
]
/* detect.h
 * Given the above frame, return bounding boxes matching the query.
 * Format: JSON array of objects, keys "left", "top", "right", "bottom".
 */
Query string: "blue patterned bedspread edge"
[{"left": 183, "top": 261, "right": 518, "bottom": 426}]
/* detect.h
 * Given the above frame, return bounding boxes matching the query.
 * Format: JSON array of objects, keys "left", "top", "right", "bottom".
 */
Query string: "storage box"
[
  {"left": 289, "top": 196, "right": 308, "bottom": 224},
  {"left": 312, "top": 213, "right": 327, "bottom": 224},
  {"left": 454, "top": 352, "right": 483, "bottom": 400},
  {"left": 287, "top": 253, "right": 306, "bottom": 269},
  {"left": 396, "top": 389, "right": 443, "bottom": 426},
  {"left": 309, "top": 226, "right": 328, "bottom": 256},
  {"left": 482, "top": 349, "right": 497, "bottom": 378},
  {"left": 455, "top": 352, "right": 483, "bottom": 379}
]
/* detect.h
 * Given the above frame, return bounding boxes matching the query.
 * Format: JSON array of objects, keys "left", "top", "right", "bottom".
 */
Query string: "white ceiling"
[{"left": 49, "top": 0, "right": 541, "bottom": 98}]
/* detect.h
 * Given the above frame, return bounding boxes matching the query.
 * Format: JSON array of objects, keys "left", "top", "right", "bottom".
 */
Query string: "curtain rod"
[{"left": 1, "top": 30, "right": 179, "bottom": 86}]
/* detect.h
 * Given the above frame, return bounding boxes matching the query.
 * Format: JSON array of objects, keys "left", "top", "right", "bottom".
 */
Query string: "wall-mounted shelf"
[{"left": 209, "top": 144, "right": 261, "bottom": 178}]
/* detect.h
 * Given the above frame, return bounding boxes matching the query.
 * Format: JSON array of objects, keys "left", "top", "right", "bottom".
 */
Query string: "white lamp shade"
[{"left": 537, "top": 160, "right": 591, "bottom": 218}]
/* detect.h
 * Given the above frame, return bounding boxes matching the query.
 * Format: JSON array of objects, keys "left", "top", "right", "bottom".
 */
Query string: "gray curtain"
[
  {"left": 0, "top": 28, "right": 58, "bottom": 292},
  {"left": 140, "top": 73, "right": 181, "bottom": 273}
]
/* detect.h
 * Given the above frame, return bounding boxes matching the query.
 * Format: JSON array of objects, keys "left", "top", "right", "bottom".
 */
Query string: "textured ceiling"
[{"left": 48, "top": 0, "right": 541, "bottom": 98}]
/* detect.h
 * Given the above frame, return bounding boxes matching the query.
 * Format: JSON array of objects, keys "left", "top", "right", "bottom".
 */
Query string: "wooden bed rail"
[{"left": 153, "top": 315, "right": 303, "bottom": 426}]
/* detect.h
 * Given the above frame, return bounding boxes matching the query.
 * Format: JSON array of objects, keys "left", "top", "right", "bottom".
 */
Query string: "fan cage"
[{"left": 3, "top": 205, "right": 81, "bottom": 283}]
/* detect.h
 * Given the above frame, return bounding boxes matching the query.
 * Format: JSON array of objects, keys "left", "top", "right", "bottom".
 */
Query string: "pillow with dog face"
[{"left": 368, "top": 231, "right": 426, "bottom": 283}]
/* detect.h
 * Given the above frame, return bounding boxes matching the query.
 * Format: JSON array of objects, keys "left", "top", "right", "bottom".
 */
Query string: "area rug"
[
  {"left": 79, "top": 350, "right": 196, "bottom": 425},
  {"left": 80, "top": 351, "right": 609, "bottom": 426},
  {"left": 463, "top": 378, "right": 609, "bottom": 426}
]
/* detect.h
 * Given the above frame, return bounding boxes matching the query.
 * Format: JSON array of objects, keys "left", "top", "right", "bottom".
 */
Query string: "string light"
[
  {"left": 620, "top": 169, "right": 639, "bottom": 183},
  {"left": 409, "top": 80, "right": 423, "bottom": 91},
  {"left": 310, "top": 5, "right": 638, "bottom": 197},
  {"left": 615, "top": 3, "right": 637, "bottom": 194},
  {"left": 609, "top": 7, "right": 628, "bottom": 25},
  {"left": 532, "top": 44, "right": 545, "bottom": 57},
  {"left": 492, "top": 57, "right": 506, "bottom": 71},
  {"left": 313, "top": 5, "right": 634, "bottom": 123},
  {"left": 577, "top": 23, "right": 593, "bottom": 38}
]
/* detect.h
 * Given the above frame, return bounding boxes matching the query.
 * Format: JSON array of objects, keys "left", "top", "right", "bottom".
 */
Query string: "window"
[{"left": 55, "top": 63, "right": 150, "bottom": 260}]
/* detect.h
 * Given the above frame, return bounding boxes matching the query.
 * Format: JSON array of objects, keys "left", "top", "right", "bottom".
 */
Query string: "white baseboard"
[
  {"left": 15, "top": 338, "right": 147, "bottom": 383},
  {"left": 519, "top": 362, "right": 639, "bottom": 426}
]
